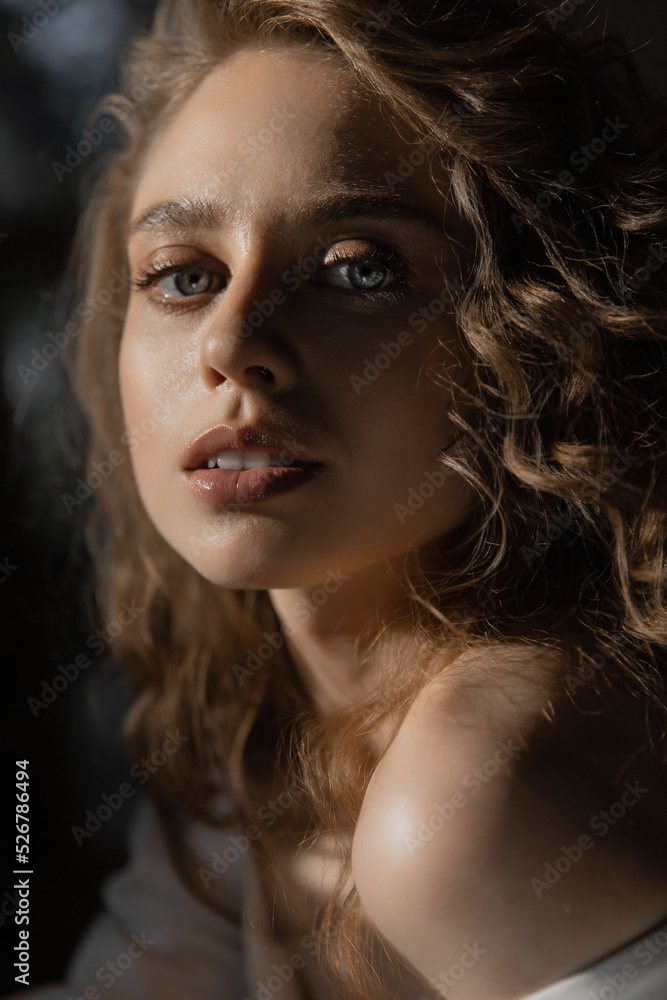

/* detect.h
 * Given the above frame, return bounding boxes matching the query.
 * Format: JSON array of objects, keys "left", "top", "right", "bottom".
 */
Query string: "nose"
[{"left": 198, "top": 267, "right": 299, "bottom": 393}]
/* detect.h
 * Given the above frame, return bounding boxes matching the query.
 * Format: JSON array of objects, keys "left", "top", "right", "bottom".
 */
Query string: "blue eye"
[
  {"left": 132, "top": 259, "right": 224, "bottom": 300},
  {"left": 314, "top": 245, "right": 412, "bottom": 302},
  {"left": 325, "top": 259, "right": 392, "bottom": 292},
  {"left": 159, "top": 266, "right": 217, "bottom": 297},
  {"left": 131, "top": 244, "right": 412, "bottom": 310}
]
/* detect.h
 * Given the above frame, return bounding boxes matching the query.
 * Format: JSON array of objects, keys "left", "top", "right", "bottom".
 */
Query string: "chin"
[{"left": 162, "top": 534, "right": 309, "bottom": 591}]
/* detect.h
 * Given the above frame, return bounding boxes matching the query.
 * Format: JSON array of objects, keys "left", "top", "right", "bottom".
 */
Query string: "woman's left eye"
[
  {"left": 314, "top": 246, "right": 412, "bottom": 300},
  {"left": 324, "top": 260, "right": 392, "bottom": 292}
]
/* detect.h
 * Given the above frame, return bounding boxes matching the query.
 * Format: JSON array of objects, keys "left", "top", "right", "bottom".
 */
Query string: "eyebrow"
[{"left": 126, "top": 189, "right": 450, "bottom": 242}]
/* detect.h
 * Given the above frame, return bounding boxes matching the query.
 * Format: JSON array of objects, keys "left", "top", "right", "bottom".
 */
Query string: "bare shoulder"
[
  {"left": 351, "top": 641, "right": 565, "bottom": 886},
  {"left": 351, "top": 641, "right": 667, "bottom": 1000}
]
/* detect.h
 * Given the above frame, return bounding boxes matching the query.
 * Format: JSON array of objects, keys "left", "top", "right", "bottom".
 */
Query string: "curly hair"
[{"left": 59, "top": 1, "right": 667, "bottom": 996}]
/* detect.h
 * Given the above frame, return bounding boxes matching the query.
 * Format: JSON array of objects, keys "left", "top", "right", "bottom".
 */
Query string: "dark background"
[
  {"left": 1, "top": 2, "right": 159, "bottom": 991},
  {"left": 1, "top": 0, "right": 666, "bottom": 993}
]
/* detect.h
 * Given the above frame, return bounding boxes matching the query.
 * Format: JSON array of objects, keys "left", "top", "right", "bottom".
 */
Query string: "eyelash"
[
  {"left": 131, "top": 245, "right": 413, "bottom": 309},
  {"left": 132, "top": 254, "right": 220, "bottom": 308},
  {"left": 316, "top": 245, "right": 412, "bottom": 304}
]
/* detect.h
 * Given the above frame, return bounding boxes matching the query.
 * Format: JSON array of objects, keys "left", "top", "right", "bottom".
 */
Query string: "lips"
[
  {"left": 181, "top": 423, "right": 326, "bottom": 505},
  {"left": 181, "top": 423, "right": 324, "bottom": 471}
]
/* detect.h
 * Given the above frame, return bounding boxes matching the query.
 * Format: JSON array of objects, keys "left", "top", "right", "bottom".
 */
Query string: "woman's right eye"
[{"left": 132, "top": 260, "right": 226, "bottom": 303}]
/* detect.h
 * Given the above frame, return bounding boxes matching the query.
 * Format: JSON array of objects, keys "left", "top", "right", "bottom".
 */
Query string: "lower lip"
[{"left": 184, "top": 464, "right": 324, "bottom": 505}]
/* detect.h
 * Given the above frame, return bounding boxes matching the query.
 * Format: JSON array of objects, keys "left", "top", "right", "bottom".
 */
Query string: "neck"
[
  {"left": 267, "top": 558, "right": 405, "bottom": 713},
  {"left": 267, "top": 537, "right": 472, "bottom": 714}
]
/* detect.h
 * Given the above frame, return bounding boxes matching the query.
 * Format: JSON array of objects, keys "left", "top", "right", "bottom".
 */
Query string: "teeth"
[
  {"left": 242, "top": 452, "right": 272, "bottom": 469},
  {"left": 214, "top": 450, "right": 246, "bottom": 470},
  {"left": 206, "top": 450, "right": 296, "bottom": 470}
]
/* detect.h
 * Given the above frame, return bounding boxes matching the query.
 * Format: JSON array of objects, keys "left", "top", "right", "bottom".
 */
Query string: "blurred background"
[
  {"left": 0, "top": 0, "right": 666, "bottom": 993},
  {"left": 0, "top": 1, "right": 159, "bottom": 992}
]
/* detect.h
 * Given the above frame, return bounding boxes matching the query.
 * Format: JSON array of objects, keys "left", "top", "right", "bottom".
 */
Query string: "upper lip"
[{"left": 181, "top": 423, "right": 325, "bottom": 470}]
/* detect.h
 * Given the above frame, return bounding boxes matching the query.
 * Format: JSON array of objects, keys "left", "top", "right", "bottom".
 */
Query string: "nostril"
[{"left": 256, "top": 366, "right": 273, "bottom": 379}]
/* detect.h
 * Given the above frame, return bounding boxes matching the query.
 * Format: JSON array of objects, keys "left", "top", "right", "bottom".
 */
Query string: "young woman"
[{"left": 13, "top": 0, "right": 667, "bottom": 998}]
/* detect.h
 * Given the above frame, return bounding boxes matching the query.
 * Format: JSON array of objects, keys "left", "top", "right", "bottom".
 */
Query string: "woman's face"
[{"left": 120, "top": 41, "right": 477, "bottom": 589}]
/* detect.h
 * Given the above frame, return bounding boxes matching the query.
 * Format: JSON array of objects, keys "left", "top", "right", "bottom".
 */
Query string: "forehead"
[{"left": 130, "top": 41, "right": 455, "bottom": 235}]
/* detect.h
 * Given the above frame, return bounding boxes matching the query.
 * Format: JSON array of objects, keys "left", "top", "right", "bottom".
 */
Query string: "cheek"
[
  {"left": 348, "top": 340, "right": 460, "bottom": 454},
  {"left": 118, "top": 334, "right": 145, "bottom": 430},
  {"left": 118, "top": 309, "right": 157, "bottom": 423},
  {"left": 117, "top": 325, "right": 180, "bottom": 495},
  {"left": 118, "top": 314, "right": 185, "bottom": 429}
]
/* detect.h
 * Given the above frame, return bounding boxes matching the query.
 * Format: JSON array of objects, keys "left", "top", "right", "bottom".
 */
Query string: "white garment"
[
  {"left": 517, "top": 920, "right": 667, "bottom": 1000},
  {"left": 3, "top": 792, "right": 328, "bottom": 1000},
  {"left": 6, "top": 793, "right": 667, "bottom": 1000},
  {"left": 4, "top": 793, "right": 250, "bottom": 1000}
]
